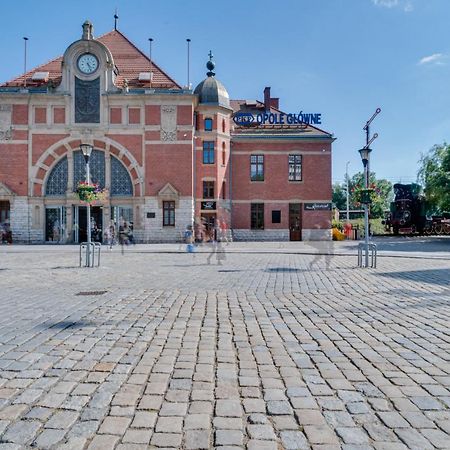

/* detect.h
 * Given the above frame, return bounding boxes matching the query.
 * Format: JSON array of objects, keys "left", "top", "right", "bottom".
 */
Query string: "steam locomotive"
[{"left": 383, "top": 183, "right": 450, "bottom": 235}]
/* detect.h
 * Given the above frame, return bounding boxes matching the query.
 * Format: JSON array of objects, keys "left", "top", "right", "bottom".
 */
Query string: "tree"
[
  {"left": 348, "top": 172, "right": 393, "bottom": 219},
  {"left": 418, "top": 143, "right": 450, "bottom": 213},
  {"left": 332, "top": 182, "right": 347, "bottom": 211},
  {"left": 331, "top": 172, "right": 393, "bottom": 219}
]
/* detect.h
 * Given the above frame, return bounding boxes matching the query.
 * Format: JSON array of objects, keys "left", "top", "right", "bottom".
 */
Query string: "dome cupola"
[{"left": 194, "top": 51, "right": 230, "bottom": 108}]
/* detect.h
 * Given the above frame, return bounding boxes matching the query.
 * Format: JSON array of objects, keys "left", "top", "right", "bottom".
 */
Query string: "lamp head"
[
  {"left": 358, "top": 147, "right": 372, "bottom": 166},
  {"left": 80, "top": 143, "right": 93, "bottom": 163}
]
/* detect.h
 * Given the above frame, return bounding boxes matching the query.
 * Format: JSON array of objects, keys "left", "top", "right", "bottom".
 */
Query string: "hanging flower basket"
[
  {"left": 76, "top": 182, "right": 107, "bottom": 204},
  {"left": 351, "top": 184, "right": 381, "bottom": 205}
]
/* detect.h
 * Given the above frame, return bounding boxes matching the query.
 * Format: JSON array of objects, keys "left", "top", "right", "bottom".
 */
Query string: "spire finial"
[
  {"left": 82, "top": 20, "right": 94, "bottom": 40},
  {"left": 114, "top": 9, "right": 119, "bottom": 30},
  {"left": 206, "top": 50, "right": 215, "bottom": 77}
]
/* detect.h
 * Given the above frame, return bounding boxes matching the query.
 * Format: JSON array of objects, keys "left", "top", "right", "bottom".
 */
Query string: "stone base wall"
[
  {"left": 232, "top": 229, "right": 289, "bottom": 241},
  {"left": 141, "top": 196, "right": 193, "bottom": 243},
  {"left": 10, "top": 197, "right": 31, "bottom": 243},
  {"left": 302, "top": 228, "right": 332, "bottom": 241}
]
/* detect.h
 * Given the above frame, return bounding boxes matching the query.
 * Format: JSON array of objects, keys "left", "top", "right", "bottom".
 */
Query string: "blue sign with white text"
[{"left": 233, "top": 111, "right": 322, "bottom": 127}]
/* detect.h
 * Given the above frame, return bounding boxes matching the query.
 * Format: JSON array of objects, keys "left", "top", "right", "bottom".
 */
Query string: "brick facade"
[{"left": 0, "top": 22, "right": 333, "bottom": 243}]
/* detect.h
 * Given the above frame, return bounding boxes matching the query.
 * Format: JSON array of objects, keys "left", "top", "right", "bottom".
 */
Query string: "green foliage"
[
  {"left": 332, "top": 172, "right": 393, "bottom": 219},
  {"left": 418, "top": 143, "right": 450, "bottom": 213},
  {"left": 332, "top": 219, "right": 343, "bottom": 231},
  {"left": 332, "top": 183, "right": 347, "bottom": 210}
]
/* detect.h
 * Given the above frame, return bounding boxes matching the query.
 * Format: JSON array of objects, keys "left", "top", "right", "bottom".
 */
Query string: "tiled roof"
[
  {"left": 230, "top": 99, "right": 332, "bottom": 137},
  {"left": 1, "top": 30, "right": 180, "bottom": 89}
]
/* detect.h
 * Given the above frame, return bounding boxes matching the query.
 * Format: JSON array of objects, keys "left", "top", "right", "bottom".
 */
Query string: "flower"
[
  {"left": 76, "top": 181, "right": 107, "bottom": 204},
  {"left": 351, "top": 183, "right": 381, "bottom": 205}
]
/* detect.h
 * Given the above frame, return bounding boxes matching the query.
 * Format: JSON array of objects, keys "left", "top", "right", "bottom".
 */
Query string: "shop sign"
[
  {"left": 201, "top": 201, "right": 216, "bottom": 210},
  {"left": 233, "top": 111, "right": 322, "bottom": 127},
  {"left": 304, "top": 203, "right": 332, "bottom": 211}
]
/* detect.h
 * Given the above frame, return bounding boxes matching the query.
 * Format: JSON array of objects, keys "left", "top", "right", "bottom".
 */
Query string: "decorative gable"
[
  {"left": 157, "top": 183, "right": 179, "bottom": 207},
  {"left": 0, "top": 182, "right": 16, "bottom": 198}
]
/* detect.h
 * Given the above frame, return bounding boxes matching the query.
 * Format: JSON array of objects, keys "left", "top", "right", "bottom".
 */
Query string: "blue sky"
[{"left": 1, "top": 0, "right": 449, "bottom": 185}]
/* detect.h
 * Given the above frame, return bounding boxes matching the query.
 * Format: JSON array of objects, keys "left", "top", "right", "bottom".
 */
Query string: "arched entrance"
[{"left": 43, "top": 145, "right": 135, "bottom": 243}]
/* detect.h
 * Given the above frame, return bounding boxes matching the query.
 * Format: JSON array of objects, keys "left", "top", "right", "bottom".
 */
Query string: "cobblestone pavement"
[{"left": 0, "top": 241, "right": 449, "bottom": 449}]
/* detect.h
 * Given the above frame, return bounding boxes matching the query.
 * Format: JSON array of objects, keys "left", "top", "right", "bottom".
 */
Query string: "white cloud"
[
  {"left": 418, "top": 53, "right": 446, "bottom": 66},
  {"left": 371, "top": 0, "right": 414, "bottom": 11},
  {"left": 372, "top": 0, "right": 399, "bottom": 7}
]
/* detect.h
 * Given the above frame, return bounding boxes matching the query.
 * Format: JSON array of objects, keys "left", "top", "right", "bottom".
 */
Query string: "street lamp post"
[
  {"left": 345, "top": 161, "right": 350, "bottom": 224},
  {"left": 359, "top": 107, "right": 380, "bottom": 268},
  {"left": 80, "top": 143, "right": 93, "bottom": 267},
  {"left": 359, "top": 147, "right": 372, "bottom": 268}
]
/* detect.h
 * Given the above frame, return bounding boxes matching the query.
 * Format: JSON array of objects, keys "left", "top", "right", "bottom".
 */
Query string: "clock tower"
[{"left": 56, "top": 20, "right": 120, "bottom": 125}]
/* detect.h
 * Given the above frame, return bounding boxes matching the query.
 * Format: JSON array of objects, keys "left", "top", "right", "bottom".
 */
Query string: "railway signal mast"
[{"left": 359, "top": 108, "right": 381, "bottom": 268}]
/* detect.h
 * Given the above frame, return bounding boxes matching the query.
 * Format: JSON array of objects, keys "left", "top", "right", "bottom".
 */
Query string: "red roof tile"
[{"left": 1, "top": 30, "right": 180, "bottom": 89}]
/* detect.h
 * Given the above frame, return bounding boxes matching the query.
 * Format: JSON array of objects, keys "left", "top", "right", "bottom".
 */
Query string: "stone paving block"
[
  {"left": 131, "top": 411, "right": 157, "bottom": 428},
  {"left": 247, "top": 424, "right": 276, "bottom": 440},
  {"left": 280, "top": 430, "right": 310, "bottom": 449},
  {"left": 87, "top": 434, "right": 119, "bottom": 450},
  {"left": 122, "top": 429, "right": 152, "bottom": 444},
  {"left": 150, "top": 432, "right": 182, "bottom": 447},
  {"left": 335, "top": 427, "right": 370, "bottom": 444},
  {"left": 215, "top": 429, "right": 244, "bottom": 446},
  {"left": 303, "top": 425, "right": 339, "bottom": 445},
  {"left": 155, "top": 416, "right": 183, "bottom": 433},
  {"left": 159, "top": 402, "right": 188, "bottom": 416},
  {"left": 247, "top": 440, "right": 278, "bottom": 450},
  {"left": 267, "top": 400, "right": 293, "bottom": 415},
  {"left": 243, "top": 398, "right": 266, "bottom": 413},
  {"left": 45, "top": 410, "right": 79, "bottom": 429},
  {"left": 184, "top": 413, "right": 210, "bottom": 430},
  {"left": 33, "top": 429, "right": 67, "bottom": 449},
  {"left": 419, "top": 428, "right": 450, "bottom": 448},
  {"left": 394, "top": 428, "right": 434, "bottom": 450},
  {"left": 216, "top": 399, "right": 242, "bottom": 417},
  {"left": 98, "top": 416, "right": 131, "bottom": 435},
  {"left": 1, "top": 420, "right": 42, "bottom": 444},
  {"left": 185, "top": 429, "right": 210, "bottom": 449}
]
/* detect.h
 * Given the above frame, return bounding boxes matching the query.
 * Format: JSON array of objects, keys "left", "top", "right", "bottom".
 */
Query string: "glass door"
[{"left": 45, "top": 207, "right": 67, "bottom": 242}]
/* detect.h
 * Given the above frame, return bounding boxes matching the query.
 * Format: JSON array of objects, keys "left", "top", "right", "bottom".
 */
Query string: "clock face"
[{"left": 77, "top": 53, "right": 99, "bottom": 74}]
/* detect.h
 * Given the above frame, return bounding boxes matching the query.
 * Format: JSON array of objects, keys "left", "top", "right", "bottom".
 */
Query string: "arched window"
[
  {"left": 73, "top": 149, "right": 105, "bottom": 190},
  {"left": 45, "top": 157, "right": 68, "bottom": 196},
  {"left": 111, "top": 156, "right": 133, "bottom": 196},
  {"left": 44, "top": 148, "right": 133, "bottom": 198},
  {"left": 222, "top": 142, "right": 226, "bottom": 165}
]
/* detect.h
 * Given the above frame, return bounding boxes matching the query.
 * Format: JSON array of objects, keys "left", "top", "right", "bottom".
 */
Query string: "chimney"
[
  {"left": 264, "top": 87, "right": 271, "bottom": 111},
  {"left": 270, "top": 98, "right": 279, "bottom": 110}
]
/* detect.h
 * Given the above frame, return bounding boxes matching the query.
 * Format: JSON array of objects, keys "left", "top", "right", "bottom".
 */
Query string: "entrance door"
[
  {"left": 45, "top": 207, "right": 67, "bottom": 242},
  {"left": 0, "top": 201, "right": 10, "bottom": 224},
  {"left": 74, "top": 206, "right": 103, "bottom": 243},
  {"left": 289, "top": 203, "right": 302, "bottom": 241},
  {"left": 201, "top": 213, "right": 216, "bottom": 241},
  {"left": 111, "top": 206, "right": 133, "bottom": 227}
]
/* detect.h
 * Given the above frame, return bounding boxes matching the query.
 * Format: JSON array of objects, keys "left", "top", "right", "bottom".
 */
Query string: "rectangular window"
[
  {"left": 251, "top": 203, "right": 264, "bottom": 230},
  {"left": 203, "top": 181, "right": 215, "bottom": 199},
  {"left": 272, "top": 210, "right": 281, "bottom": 223},
  {"left": 204, "top": 118, "right": 213, "bottom": 131},
  {"left": 163, "top": 201, "right": 175, "bottom": 226},
  {"left": 250, "top": 155, "right": 264, "bottom": 181},
  {"left": 203, "top": 141, "right": 215, "bottom": 164},
  {"left": 288, "top": 154, "right": 302, "bottom": 181},
  {"left": 222, "top": 181, "right": 226, "bottom": 200}
]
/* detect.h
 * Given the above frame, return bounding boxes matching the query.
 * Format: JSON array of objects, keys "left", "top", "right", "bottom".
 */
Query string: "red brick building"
[{"left": 0, "top": 21, "right": 333, "bottom": 243}]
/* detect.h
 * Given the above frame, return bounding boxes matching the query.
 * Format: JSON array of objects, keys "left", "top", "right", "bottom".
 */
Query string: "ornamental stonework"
[
  {"left": 0, "top": 105, "right": 12, "bottom": 141},
  {"left": 160, "top": 105, "right": 177, "bottom": 141}
]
